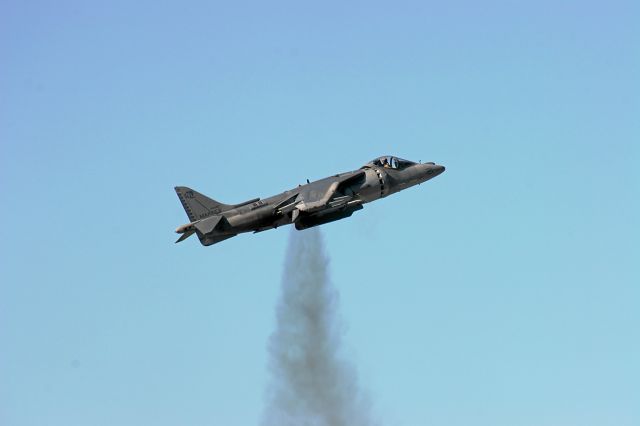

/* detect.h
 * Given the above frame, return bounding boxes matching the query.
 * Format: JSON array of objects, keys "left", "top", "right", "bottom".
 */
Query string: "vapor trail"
[{"left": 262, "top": 227, "right": 373, "bottom": 426}]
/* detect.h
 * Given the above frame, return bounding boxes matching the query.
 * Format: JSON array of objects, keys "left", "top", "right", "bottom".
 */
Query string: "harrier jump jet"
[{"left": 174, "top": 156, "right": 445, "bottom": 246}]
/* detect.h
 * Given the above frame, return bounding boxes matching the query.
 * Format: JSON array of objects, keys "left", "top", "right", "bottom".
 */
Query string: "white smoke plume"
[{"left": 262, "top": 227, "right": 374, "bottom": 426}]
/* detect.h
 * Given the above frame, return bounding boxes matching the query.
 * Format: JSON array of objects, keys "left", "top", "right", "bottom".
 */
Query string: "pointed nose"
[{"left": 424, "top": 163, "right": 445, "bottom": 177}]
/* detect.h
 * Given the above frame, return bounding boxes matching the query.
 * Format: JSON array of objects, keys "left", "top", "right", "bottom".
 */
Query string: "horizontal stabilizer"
[
  {"left": 193, "top": 215, "right": 228, "bottom": 234},
  {"left": 199, "top": 233, "right": 237, "bottom": 246},
  {"left": 175, "top": 229, "right": 195, "bottom": 243}
]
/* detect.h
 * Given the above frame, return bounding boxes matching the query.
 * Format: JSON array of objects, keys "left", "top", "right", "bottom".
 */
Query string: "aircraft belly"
[{"left": 294, "top": 204, "right": 363, "bottom": 230}]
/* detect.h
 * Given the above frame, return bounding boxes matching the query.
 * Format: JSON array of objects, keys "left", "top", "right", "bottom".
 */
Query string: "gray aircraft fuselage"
[{"left": 174, "top": 156, "right": 445, "bottom": 245}]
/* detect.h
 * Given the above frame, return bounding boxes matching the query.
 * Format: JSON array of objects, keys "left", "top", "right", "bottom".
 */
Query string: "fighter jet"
[{"left": 174, "top": 156, "right": 445, "bottom": 246}]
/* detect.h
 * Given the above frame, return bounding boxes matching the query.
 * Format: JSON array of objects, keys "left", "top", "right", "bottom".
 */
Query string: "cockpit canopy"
[{"left": 365, "top": 156, "right": 416, "bottom": 170}]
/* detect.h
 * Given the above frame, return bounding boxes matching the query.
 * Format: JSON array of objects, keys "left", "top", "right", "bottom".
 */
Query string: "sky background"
[{"left": 1, "top": 1, "right": 638, "bottom": 425}]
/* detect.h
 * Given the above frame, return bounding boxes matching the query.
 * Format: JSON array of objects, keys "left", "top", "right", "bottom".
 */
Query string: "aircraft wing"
[{"left": 284, "top": 171, "right": 366, "bottom": 220}]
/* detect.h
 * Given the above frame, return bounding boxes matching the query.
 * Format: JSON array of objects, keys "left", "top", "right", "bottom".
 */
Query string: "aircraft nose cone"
[
  {"left": 418, "top": 162, "right": 445, "bottom": 181},
  {"left": 427, "top": 164, "right": 445, "bottom": 177}
]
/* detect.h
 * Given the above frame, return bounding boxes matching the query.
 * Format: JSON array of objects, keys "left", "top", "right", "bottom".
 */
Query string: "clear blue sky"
[{"left": 1, "top": 1, "right": 638, "bottom": 425}]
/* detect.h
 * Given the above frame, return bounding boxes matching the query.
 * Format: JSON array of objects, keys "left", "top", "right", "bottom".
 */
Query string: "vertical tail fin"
[{"left": 174, "top": 186, "right": 232, "bottom": 222}]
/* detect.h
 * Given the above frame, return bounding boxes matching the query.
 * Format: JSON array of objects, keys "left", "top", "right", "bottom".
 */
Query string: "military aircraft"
[{"left": 174, "top": 155, "right": 445, "bottom": 246}]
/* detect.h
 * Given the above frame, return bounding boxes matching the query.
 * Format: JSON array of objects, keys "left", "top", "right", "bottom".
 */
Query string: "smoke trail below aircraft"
[{"left": 262, "top": 227, "right": 373, "bottom": 426}]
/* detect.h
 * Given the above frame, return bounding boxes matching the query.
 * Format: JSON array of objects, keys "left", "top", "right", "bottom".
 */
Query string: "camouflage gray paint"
[{"left": 174, "top": 156, "right": 445, "bottom": 246}]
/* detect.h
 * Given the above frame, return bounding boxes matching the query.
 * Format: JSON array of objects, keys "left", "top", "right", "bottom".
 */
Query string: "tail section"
[
  {"left": 174, "top": 187, "right": 237, "bottom": 246},
  {"left": 174, "top": 214, "right": 237, "bottom": 245},
  {"left": 174, "top": 186, "right": 232, "bottom": 222}
]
